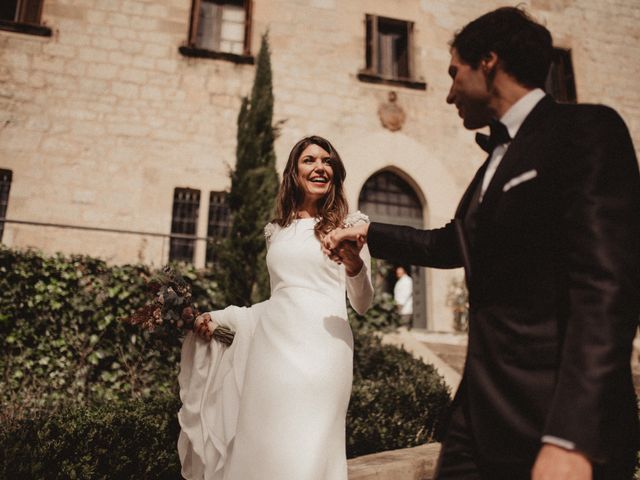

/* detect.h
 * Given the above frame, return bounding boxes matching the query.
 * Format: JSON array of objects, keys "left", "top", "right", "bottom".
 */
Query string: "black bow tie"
[{"left": 475, "top": 120, "right": 511, "bottom": 154}]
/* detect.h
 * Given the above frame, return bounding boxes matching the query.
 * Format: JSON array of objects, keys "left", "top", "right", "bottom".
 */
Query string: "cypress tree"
[{"left": 217, "top": 33, "right": 279, "bottom": 306}]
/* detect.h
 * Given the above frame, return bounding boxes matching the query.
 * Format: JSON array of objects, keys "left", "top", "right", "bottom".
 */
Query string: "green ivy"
[{"left": 0, "top": 246, "right": 222, "bottom": 417}]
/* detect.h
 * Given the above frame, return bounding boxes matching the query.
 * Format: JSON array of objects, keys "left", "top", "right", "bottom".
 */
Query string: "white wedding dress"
[{"left": 178, "top": 213, "right": 374, "bottom": 480}]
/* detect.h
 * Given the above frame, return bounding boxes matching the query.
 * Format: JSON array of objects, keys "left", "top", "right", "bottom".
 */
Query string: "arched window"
[
  {"left": 358, "top": 170, "right": 422, "bottom": 225},
  {"left": 358, "top": 170, "right": 428, "bottom": 329}
]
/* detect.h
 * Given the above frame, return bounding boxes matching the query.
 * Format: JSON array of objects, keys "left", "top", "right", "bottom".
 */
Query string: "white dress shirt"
[{"left": 479, "top": 88, "right": 546, "bottom": 200}]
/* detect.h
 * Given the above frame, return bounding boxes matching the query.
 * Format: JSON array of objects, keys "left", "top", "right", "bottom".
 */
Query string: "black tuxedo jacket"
[{"left": 368, "top": 96, "right": 640, "bottom": 465}]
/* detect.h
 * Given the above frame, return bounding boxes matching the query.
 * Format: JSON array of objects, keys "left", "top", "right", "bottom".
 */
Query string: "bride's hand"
[
  {"left": 194, "top": 312, "right": 217, "bottom": 341},
  {"left": 321, "top": 224, "right": 369, "bottom": 262},
  {"left": 338, "top": 240, "right": 365, "bottom": 276}
]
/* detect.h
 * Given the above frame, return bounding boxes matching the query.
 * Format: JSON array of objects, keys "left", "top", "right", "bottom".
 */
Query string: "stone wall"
[{"left": 1, "top": 0, "right": 638, "bottom": 331}]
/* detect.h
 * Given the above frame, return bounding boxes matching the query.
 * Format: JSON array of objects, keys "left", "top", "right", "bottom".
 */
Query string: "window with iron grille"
[
  {"left": 358, "top": 171, "right": 422, "bottom": 221},
  {"left": 0, "top": 0, "right": 50, "bottom": 36},
  {"left": 545, "top": 48, "right": 577, "bottom": 103},
  {"left": 169, "top": 188, "right": 201, "bottom": 263},
  {"left": 205, "top": 191, "right": 231, "bottom": 266},
  {"left": 186, "top": 0, "right": 252, "bottom": 57},
  {"left": 0, "top": 169, "right": 12, "bottom": 242},
  {"left": 358, "top": 14, "right": 425, "bottom": 90}
]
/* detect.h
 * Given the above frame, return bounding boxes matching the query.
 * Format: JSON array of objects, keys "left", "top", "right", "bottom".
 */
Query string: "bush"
[
  {"left": 446, "top": 276, "right": 469, "bottom": 333},
  {"left": 0, "top": 332, "right": 450, "bottom": 476},
  {"left": 348, "top": 259, "right": 405, "bottom": 333},
  {"left": 0, "top": 246, "right": 222, "bottom": 416},
  {"left": 0, "top": 246, "right": 451, "bottom": 476},
  {"left": 0, "top": 395, "right": 181, "bottom": 480},
  {"left": 347, "top": 330, "right": 450, "bottom": 457}
]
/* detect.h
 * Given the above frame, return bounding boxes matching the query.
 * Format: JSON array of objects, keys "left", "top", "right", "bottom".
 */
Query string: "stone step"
[{"left": 347, "top": 443, "right": 441, "bottom": 480}]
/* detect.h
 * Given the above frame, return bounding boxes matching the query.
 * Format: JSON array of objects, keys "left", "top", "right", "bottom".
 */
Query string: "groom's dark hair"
[{"left": 451, "top": 7, "right": 553, "bottom": 89}]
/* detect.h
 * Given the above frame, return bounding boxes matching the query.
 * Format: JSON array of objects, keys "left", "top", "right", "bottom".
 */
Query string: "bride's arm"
[{"left": 344, "top": 242, "right": 374, "bottom": 315}]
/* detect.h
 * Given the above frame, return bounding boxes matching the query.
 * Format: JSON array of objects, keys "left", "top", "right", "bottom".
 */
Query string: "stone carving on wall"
[{"left": 378, "top": 91, "right": 406, "bottom": 132}]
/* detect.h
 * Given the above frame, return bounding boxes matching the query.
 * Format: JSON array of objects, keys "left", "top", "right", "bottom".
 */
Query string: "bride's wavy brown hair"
[{"left": 275, "top": 136, "right": 348, "bottom": 239}]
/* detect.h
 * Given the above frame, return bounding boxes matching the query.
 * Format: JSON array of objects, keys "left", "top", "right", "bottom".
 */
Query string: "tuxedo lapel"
[
  {"left": 454, "top": 155, "right": 492, "bottom": 285},
  {"left": 455, "top": 156, "right": 491, "bottom": 219},
  {"left": 479, "top": 96, "right": 556, "bottom": 210}
]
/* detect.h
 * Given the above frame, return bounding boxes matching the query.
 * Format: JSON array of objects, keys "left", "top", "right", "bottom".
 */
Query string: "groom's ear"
[{"left": 480, "top": 52, "right": 499, "bottom": 74}]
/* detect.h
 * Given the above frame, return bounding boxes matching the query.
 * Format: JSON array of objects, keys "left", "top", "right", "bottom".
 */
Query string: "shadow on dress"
[{"left": 323, "top": 315, "right": 354, "bottom": 348}]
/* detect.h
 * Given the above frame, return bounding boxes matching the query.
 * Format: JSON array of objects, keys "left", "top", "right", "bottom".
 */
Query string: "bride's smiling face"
[{"left": 296, "top": 143, "right": 334, "bottom": 202}]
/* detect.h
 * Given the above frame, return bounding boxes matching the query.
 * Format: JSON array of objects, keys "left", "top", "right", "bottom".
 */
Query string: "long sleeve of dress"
[
  {"left": 346, "top": 243, "right": 373, "bottom": 315},
  {"left": 344, "top": 212, "right": 374, "bottom": 315}
]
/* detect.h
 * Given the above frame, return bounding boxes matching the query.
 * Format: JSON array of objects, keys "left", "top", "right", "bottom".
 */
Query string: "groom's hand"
[
  {"left": 531, "top": 444, "right": 592, "bottom": 480},
  {"left": 321, "top": 223, "right": 369, "bottom": 255}
]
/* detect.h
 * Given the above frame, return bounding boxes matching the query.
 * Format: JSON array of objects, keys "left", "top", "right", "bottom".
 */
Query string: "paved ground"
[
  {"left": 421, "top": 342, "right": 466, "bottom": 375},
  {"left": 414, "top": 331, "right": 640, "bottom": 396}
]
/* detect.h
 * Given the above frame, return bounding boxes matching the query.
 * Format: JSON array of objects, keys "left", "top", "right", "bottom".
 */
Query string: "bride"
[{"left": 177, "top": 135, "right": 374, "bottom": 480}]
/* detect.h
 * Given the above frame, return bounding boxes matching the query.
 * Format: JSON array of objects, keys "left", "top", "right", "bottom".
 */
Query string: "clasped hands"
[{"left": 321, "top": 223, "right": 369, "bottom": 277}]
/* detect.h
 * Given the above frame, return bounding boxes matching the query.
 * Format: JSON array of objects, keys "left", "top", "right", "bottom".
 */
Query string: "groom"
[{"left": 325, "top": 7, "right": 640, "bottom": 480}]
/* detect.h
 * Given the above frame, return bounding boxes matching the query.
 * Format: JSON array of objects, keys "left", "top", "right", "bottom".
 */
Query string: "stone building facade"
[{"left": 1, "top": 0, "right": 639, "bottom": 331}]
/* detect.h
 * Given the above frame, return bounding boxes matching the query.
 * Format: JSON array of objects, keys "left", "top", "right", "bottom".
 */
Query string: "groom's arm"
[
  {"left": 540, "top": 105, "right": 640, "bottom": 464},
  {"left": 365, "top": 221, "right": 463, "bottom": 268}
]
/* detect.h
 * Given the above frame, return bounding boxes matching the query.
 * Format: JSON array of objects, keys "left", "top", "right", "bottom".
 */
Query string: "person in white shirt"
[{"left": 393, "top": 266, "right": 413, "bottom": 326}]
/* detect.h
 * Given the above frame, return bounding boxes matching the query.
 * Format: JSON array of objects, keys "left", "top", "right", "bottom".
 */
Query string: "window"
[
  {"left": 545, "top": 48, "right": 577, "bottom": 103},
  {"left": 169, "top": 188, "right": 201, "bottom": 263},
  {"left": 0, "top": 169, "right": 11, "bottom": 242},
  {"left": 358, "top": 171, "right": 422, "bottom": 221},
  {"left": 180, "top": 0, "right": 253, "bottom": 63},
  {"left": 205, "top": 191, "right": 231, "bottom": 266},
  {"left": 0, "top": 0, "right": 51, "bottom": 36},
  {"left": 358, "top": 14, "right": 426, "bottom": 90}
]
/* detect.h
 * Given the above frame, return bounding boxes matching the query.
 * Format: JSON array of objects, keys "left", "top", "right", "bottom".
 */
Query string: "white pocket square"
[{"left": 502, "top": 169, "right": 538, "bottom": 192}]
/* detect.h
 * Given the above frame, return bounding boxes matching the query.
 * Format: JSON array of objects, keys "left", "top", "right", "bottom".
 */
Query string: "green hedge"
[
  {"left": 0, "top": 246, "right": 450, "bottom": 477},
  {"left": 348, "top": 330, "right": 450, "bottom": 457},
  {"left": 0, "top": 246, "right": 222, "bottom": 414},
  {"left": 0, "top": 396, "right": 182, "bottom": 480}
]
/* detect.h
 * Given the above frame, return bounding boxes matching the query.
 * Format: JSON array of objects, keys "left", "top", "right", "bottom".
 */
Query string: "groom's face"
[{"left": 446, "top": 48, "right": 492, "bottom": 130}]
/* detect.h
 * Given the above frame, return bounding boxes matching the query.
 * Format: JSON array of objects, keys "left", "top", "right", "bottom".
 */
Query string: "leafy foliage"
[
  {"left": 446, "top": 275, "right": 469, "bottom": 333},
  {"left": 0, "top": 246, "right": 451, "bottom": 476},
  {"left": 0, "top": 395, "right": 181, "bottom": 480},
  {"left": 347, "top": 330, "right": 451, "bottom": 458},
  {"left": 348, "top": 259, "right": 405, "bottom": 332},
  {"left": 216, "top": 33, "right": 280, "bottom": 306},
  {"left": 0, "top": 246, "right": 222, "bottom": 417}
]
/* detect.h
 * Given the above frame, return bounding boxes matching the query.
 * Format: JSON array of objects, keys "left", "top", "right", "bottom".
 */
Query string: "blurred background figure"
[{"left": 393, "top": 266, "right": 413, "bottom": 327}]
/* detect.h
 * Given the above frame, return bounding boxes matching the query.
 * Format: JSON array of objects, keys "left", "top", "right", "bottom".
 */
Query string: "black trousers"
[{"left": 434, "top": 403, "right": 637, "bottom": 480}]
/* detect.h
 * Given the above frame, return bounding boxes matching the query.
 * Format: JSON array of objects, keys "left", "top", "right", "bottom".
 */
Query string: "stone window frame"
[
  {"left": 179, "top": 0, "right": 254, "bottom": 65},
  {"left": 169, "top": 187, "right": 201, "bottom": 263},
  {"left": 205, "top": 190, "right": 231, "bottom": 267},
  {"left": 358, "top": 14, "right": 426, "bottom": 91},
  {"left": 545, "top": 48, "right": 577, "bottom": 103},
  {"left": 0, "top": 169, "right": 12, "bottom": 242},
  {"left": 0, "top": 0, "right": 52, "bottom": 37}
]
